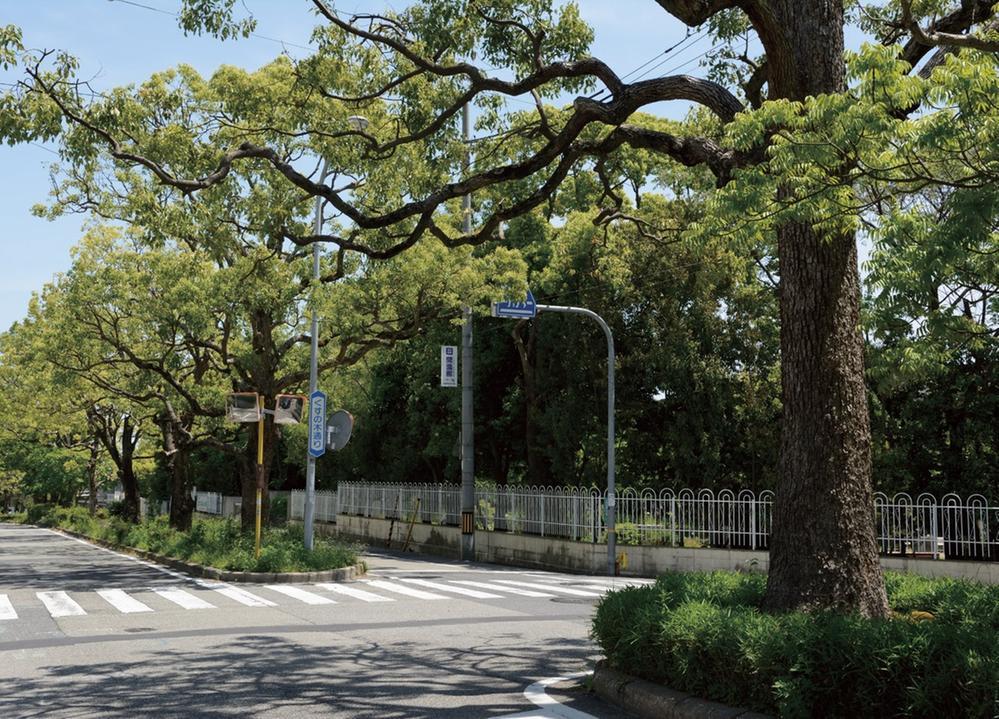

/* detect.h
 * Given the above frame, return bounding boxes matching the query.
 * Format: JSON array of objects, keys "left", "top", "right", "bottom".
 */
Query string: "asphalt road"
[{"left": 0, "top": 523, "right": 642, "bottom": 718}]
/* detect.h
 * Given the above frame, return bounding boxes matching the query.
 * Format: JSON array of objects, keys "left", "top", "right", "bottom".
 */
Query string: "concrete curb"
[
  {"left": 592, "top": 662, "right": 772, "bottom": 719},
  {"left": 54, "top": 527, "right": 366, "bottom": 583}
]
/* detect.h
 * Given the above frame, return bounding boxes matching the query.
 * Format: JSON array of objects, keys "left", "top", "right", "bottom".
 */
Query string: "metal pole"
[
  {"left": 460, "top": 102, "right": 476, "bottom": 561},
  {"left": 255, "top": 395, "right": 265, "bottom": 559},
  {"left": 304, "top": 159, "right": 329, "bottom": 551},
  {"left": 536, "top": 303, "right": 616, "bottom": 575}
]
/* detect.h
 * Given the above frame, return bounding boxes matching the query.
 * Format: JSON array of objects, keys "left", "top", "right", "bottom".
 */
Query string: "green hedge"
[
  {"left": 36, "top": 506, "right": 360, "bottom": 573},
  {"left": 592, "top": 571, "right": 999, "bottom": 718}
]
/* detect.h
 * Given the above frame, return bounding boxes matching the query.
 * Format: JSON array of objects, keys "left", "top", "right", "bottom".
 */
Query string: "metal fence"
[
  {"left": 288, "top": 490, "right": 339, "bottom": 523},
  {"left": 321, "top": 482, "right": 999, "bottom": 560},
  {"left": 195, "top": 491, "right": 223, "bottom": 515}
]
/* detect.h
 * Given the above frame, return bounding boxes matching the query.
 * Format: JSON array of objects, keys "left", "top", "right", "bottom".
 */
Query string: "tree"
[{"left": 4, "top": 0, "right": 998, "bottom": 614}]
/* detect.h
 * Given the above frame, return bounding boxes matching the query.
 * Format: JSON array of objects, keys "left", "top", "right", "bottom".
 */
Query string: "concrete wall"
[{"left": 331, "top": 514, "right": 999, "bottom": 583}]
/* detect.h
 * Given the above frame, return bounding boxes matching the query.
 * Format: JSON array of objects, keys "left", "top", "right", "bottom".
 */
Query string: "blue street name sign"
[
  {"left": 308, "top": 390, "right": 327, "bottom": 458},
  {"left": 491, "top": 290, "right": 537, "bottom": 319}
]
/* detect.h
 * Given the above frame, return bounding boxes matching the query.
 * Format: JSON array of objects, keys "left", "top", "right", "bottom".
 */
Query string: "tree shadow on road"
[{"left": 2, "top": 629, "right": 599, "bottom": 718}]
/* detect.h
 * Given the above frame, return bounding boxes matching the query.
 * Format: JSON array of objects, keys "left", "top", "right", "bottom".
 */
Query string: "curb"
[
  {"left": 592, "top": 662, "right": 772, "bottom": 719},
  {"left": 54, "top": 527, "right": 366, "bottom": 583}
]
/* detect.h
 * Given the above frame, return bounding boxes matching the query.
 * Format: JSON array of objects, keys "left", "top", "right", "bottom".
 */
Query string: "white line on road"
[
  {"left": 492, "top": 581, "right": 603, "bottom": 598},
  {"left": 361, "top": 579, "right": 447, "bottom": 600},
  {"left": 449, "top": 580, "right": 556, "bottom": 598},
  {"left": 97, "top": 589, "right": 153, "bottom": 614},
  {"left": 264, "top": 585, "right": 336, "bottom": 605},
  {"left": 37, "top": 591, "right": 87, "bottom": 617},
  {"left": 521, "top": 672, "right": 595, "bottom": 719},
  {"left": 394, "top": 577, "right": 503, "bottom": 599},
  {"left": 314, "top": 583, "right": 394, "bottom": 602},
  {"left": 203, "top": 584, "right": 277, "bottom": 607},
  {"left": 0, "top": 594, "right": 17, "bottom": 620},
  {"left": 152, "top": 587, "right": 216, "bottom": 610}
]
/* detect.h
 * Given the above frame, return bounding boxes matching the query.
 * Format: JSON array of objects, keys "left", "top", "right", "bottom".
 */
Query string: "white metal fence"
[
  {"left": 289, "top": 490, "right": 339, "bottom": 523},
  {"left": 318, "top": 482, "right": 999, "bottom": 560},
  {"left": 195, "top": 491, "right": 223, "bottom": 515}
]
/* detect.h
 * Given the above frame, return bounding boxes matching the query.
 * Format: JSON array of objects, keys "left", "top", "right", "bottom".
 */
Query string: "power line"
[{"left": 106, "top": 0, "right": 316, "bottom": 52}]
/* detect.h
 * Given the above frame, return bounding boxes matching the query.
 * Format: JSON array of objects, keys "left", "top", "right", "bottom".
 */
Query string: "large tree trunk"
[
  {"left": 757, "top": 0, "right": 889, "bottom": 616},
  {"left": 239, "top": 416, "right": 273, "bottom": 531},
  {"left": 119, "top": 416, "right": 141, "bottom": 523},
  {"left": 85, "top": 440, "right": 100, "bottom": 518},
  {"left": 159, "top": 413, "right": 194, "bottom": 531},
  {"left": 763, "top": 224, "right": 887, "bottom": 615}
]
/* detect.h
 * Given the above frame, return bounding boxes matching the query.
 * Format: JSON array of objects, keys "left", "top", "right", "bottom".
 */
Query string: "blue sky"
[{"left": 0, "top": 1, "right": 716, "bottom": 330}]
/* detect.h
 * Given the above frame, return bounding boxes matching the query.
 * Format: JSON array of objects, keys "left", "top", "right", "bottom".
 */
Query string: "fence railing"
[
  {"left": 195, "top": 491, "right": 223, "bottom": 515},
  {"left": 320, "top": 482, "right": 999, "bottom": 560},
  {"left": 288, "top": 490, "right": 339, "bottom": 523}
]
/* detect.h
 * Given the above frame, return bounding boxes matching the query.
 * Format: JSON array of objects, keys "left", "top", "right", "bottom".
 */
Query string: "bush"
[
  {"left": 25, "top": 503, "right": 54, "bottom": 524},
  {"left": 37, "top": 509, "right": 359, "bottom": 574},
  {"left": 592, "top": 571, "right": 999, "bottom": 718},
  {"left": 268, "top": 495, "right": 288, "bottom": 526}
]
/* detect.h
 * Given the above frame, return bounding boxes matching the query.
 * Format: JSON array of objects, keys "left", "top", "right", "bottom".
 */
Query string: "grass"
[
  {"left": 32, "top": 505, "right": 360, "bottom": 573},
  {"left": 592, "top": 570, "right": 999, "bottom": 718}
]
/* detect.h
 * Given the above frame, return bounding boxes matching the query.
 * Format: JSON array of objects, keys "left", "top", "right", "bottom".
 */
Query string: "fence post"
[
  {"left": 931, "top": 500, "right": 939, "bottom": 560},
  {"left": 592, "top": 495, "right": 598, "bottom": 544},
  {"left": 670, "top": 495, "right": 676, "bottom": 547},
  {"left": 750, "top": 496, "right": 757, "bottom": 551}
]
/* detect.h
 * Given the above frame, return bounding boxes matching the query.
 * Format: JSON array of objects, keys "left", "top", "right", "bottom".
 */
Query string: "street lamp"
[{"left": 347, "top": 115, "right": 369, "bottom": 132}]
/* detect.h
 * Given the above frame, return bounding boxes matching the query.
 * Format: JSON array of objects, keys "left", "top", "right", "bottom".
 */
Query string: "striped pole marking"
[
  {"left": 361, "top": 579, "right": 446, "bottom": 600},
  {"left": 395, "top": 578, "right": 502, "bottom": 599},
  {"left": 449, "top": 580, "right": 556, "bottom": 598},
  {"left": 491, "top": 580, "right": 603, "bottom": 597},
  {"left": 314, "top": 583, "right": 394, "bottom": 603},
  {"left": 97, "top": 589, "right": 153, "bottom": 614},
  {"left": 152, "top": 587, "right": 216, "bottom": 610},
  {"left": 0, "top": 594, "right": 17, "bottom": 620},
  {"left": 37, "top": 591, "right": 87, "bottom": 617},
  {"left": 264, "top": 585, "right": 336, "bottom": 605}
]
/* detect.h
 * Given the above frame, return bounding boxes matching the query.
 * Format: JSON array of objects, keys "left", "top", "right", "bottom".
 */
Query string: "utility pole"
[
  {"left": 460, "top": 102, "right": 475, "bottom": 561},
  {"left": 304, "top": 159, "right": 329, "bottom": 551}
]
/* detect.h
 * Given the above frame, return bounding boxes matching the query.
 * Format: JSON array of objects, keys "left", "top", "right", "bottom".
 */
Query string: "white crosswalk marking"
[
  {"left": 37, "top": 591, "right": 87, "bottom": 617},
  {"left": 395, "top": 578, "right": 502, "bottom": 599},
  {"left": 449, "top": 580, "right": 556, "bottom": 598},
  {"left": 491, "top": 580, "right": 603, "bottom": 597},
  {"left": 362, "top": 579, "right": 446, "bottom": 600},
  {"left": 209, "top": 585, "right": 276, "bottom": 607},
  {"left": 314, "top": 583, "right": 394, "bottom": 603},
  {"left": 152, "top": 587, "right": 215, "bottom": 610},
  {"left": 0, "top": 594, "right": 17, "bottom": 620},
  {"left": 264, "top": 585, "right": 336, "bottom": 605},
  {"left": 97, "top": 589, "right": 153, "bottom": 614}
]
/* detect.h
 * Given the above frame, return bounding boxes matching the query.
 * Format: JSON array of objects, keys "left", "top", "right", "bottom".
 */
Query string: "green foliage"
[
  {"left": 36, "top": 510, "right": 359, "bottom": 573},
  {"left": 592, "top": 571, "right": 999, "bottom": 718}
]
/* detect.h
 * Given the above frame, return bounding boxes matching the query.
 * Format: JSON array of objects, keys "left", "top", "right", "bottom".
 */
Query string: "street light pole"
[
  {"left": 535, "top": 303, "right": 617, "bottom": 576},
  {"left": 460, "top": 102, "right": 475, "bottom": 561},
  {"left": 304, "top": 159, "right": 329, "bottom": 552}
]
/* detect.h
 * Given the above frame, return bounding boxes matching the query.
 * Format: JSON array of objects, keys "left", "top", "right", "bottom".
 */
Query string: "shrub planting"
[
  {"left": 29, "top": 506, "right": 359, "bottom": 573},
  {"left": 592, "top": 571, "right": 999, "bottom": 718}
]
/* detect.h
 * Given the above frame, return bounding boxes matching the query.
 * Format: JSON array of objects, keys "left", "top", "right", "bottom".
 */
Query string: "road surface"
[{"left": 0, "top": 523, "right": 644, "bottom": 718}]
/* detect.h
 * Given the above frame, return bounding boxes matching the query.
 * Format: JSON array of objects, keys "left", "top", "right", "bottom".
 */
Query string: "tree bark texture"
[
  {"left": 160, "top": 414, "right": 194, "bottom": 531},
  {"left": 119, "top": 416, "right": 141, "bottom": 523},
  {"left": 753, "top": 0, "right": 889, "bottom": 616},
  {"left": 240, "top": 415, "right": 274, "bottom": 531}
]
